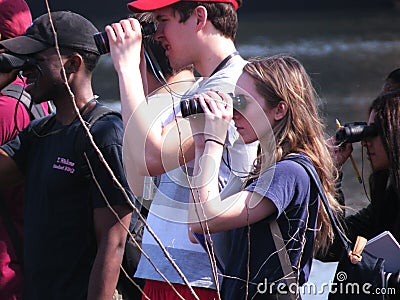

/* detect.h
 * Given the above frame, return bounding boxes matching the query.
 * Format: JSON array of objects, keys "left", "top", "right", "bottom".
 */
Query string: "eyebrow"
[{"left": 155, "top": 13, "right": 167, "bottom": 21}]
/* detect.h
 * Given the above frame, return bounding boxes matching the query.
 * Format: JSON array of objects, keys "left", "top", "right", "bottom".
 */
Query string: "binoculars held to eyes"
[
  {"left": 335, "top": 122, "right": 378, "bottom": 144},
  {"left": 93, "top": 22, "right": 156, "bottom": 55},
  {"left": 180, "top": 93, "right": 247, "bottom": 118},
  {"left": 0, "top": 53, "right": 37, "bottom": 73}
]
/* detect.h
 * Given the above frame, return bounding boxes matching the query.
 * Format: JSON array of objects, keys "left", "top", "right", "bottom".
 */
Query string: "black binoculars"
[
  {"left": 180, "top": 93, "right": 247, "bottom": 118},
  {"left": 93, "top": 22, "right": 156, "bottom": 55},
  {"left": 335, "top": 122, "right": 378, "bottom": 144},
  {"left": 0, "top": 53, "right": 37, "bottom": 73}
]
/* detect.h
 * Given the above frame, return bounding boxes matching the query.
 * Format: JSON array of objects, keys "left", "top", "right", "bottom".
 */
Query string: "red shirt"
[{"left": 0, "top": 77, "right": 49, "bottom": 300}]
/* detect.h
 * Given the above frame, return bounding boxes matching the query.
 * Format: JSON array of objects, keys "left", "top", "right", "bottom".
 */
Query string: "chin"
[{"left": 243, "top": 136, "right": 258, "bottom": 144}]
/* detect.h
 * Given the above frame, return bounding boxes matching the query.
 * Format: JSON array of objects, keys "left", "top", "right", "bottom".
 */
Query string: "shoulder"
[
  {"left": 248, "top": 155, "right": 311, "bottom": 193},
  {"left": 275, "top": 159, "right": 309, "bottom": 178},
  {"left": 189, "top": 56, "right": 247, "bottom": 94},
  {"left": 271, "top": 159, "right": 310, "bottom": 187},
  {"left": 86, "top": 105, "right": 123, "bottom": 146}
]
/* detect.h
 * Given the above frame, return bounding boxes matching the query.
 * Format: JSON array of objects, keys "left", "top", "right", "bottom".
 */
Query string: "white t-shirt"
[{"left": 134, "top": 55, "right": 259, "bottom": 289}]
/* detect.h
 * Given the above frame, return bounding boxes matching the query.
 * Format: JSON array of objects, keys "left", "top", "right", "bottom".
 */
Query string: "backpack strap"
[
  {"left": 75, "top": 104, "right": 122, "bottom": 179},
  {"left": 285, "top": 156, "right": 351, "bottom": 253},
  {"left": 270, "top": 220, "right": 298, "bottom": 300},
  {"left": 2, "top": 83, "right": 48, "bottom": 120},
  {"left": 82, "top": 104, "right": 121, "bottom": 131}
]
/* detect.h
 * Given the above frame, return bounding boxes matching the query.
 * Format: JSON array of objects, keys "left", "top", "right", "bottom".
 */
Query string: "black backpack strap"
[
  {"left": 285, "top": 156, "right": 351, "bottom": 253},
  {"left": 2, "top": 83, "right": 48, "bottom": 120},
  {"left": 82, "top": 104, "right": 121, "bottom": 131},
  {"left": 75, "top": 104, "right": 122, "bottom": 179}
]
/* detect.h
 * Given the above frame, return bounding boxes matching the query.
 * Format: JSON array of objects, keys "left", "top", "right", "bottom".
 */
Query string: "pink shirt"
[{"left": 0, "top": 77, "right": 49, "bottom": 300}]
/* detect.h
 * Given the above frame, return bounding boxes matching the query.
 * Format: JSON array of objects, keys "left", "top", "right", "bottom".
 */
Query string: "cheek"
[{"left": 377, "top": 143, "right": 390, "bottom": 165}]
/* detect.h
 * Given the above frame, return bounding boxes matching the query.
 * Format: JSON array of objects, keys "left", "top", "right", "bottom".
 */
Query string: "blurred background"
[{"left": 26, "top": 0, "right": 400, "bottom": 211}]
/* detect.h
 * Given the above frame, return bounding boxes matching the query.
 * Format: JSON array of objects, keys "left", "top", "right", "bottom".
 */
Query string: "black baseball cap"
[{"left": 0, "top": 11, "right": 100, "bottom": 55}]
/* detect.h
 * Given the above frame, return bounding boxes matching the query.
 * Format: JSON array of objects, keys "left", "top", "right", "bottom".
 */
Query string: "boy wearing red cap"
[
  {"left": 107, "top": 0, "right": 258, "bottom": 299},
  {"left": 0, "top": 1, "right": 50, "bottom": 299}
]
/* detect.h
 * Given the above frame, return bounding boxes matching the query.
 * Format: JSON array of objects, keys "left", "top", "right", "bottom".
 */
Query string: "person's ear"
[
  {"left": 274, "top": 101, "right": 288, "bottom": 121},
  {"left": 64, "top": 54, "right": 82, "bottom": 74},
  {"left": 194, "top": 5, "right": 207, "bottom": 30}
]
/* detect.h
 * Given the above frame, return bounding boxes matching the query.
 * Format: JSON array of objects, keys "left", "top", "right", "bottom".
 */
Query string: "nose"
[
  {"left": 153, "top": 25, "right": 163, "bottom": 42},
  {"left": 233, "top": 109, "right": 241, "bottom": 120}
]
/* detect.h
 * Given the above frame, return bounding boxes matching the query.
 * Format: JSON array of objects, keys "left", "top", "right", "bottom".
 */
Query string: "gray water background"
[{"left": 93, "top": 8, "right": 400, "bottom": 212}]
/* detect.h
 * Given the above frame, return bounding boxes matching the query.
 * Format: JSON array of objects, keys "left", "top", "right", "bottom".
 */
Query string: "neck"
[
  {"left": 168, "top": 69, "right": 195, "bottom": 84},
  {"left": 54, "top": 89, "right": 96, "bottom": 125},
  {"left": 195, "top": 37, "right": 238, "bottom": 77}
]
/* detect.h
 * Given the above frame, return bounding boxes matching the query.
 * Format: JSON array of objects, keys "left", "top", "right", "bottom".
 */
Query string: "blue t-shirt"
[
  {"left": 220, "top": 155, "right": 319, "bottom": 299},
  {"left": 0, "top": 104, "right": 136, "bottom": 300}
]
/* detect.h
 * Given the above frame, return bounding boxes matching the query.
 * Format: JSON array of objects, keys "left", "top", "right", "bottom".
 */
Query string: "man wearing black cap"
[
  {"left": 0, "top": 11, "right": 136, "bottom": 300},
  {"left": 107, "top": 0, "right": 258, "bottom": 299}
]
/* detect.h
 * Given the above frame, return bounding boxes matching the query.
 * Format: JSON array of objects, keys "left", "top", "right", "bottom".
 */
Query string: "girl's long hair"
[
  {"left": 243, "top": 55, "right": 342, "bottom": 254},
  {"left": 369, "top": 93, "right": 400, "bottom": 241}
]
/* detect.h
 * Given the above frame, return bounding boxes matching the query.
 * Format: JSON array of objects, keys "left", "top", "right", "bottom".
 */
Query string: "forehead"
[
  {"left": 236, "top": 72, "right": 257, "bottom": 94},
  {"left": 33, "top": 47, "right": 57, "bottom": 57},
  {"left": 154, "top": 7, "right": 176, "bottom": 20}
]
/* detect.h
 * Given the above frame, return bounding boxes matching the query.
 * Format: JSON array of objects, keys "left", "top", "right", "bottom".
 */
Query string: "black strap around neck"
[
  {"left": 79, "top": 97, "right": 98, "bottom": 115},
  {"left": 210, "top": 51, "right": 239, "bottom": 77}
]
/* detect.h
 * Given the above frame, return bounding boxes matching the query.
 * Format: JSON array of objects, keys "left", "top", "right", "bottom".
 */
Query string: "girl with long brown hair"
[{"left": 188, "top": 55, "right": 341, "bottom": 299}]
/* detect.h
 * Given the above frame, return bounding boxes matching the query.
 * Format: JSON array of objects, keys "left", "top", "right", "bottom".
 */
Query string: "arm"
[
  {"left": 108, "top": 18, "right": 145, "bottom": 128},
  {"left": 188, "top": 92, "right": 276, "bottom": 234},
  {"left": 0, "top": 148, "right": 24, "bottom": 188},
  {"left": 87, "top": 204, "right": 131, "bottom": 300},
  {"left": 86, "top": 116, "right": 138, "bottom": 299},
  {"left": 189, "top": 142, "right": 276, "bottom": 233},
  {"left": 108, "top": 19, "right": 195, "bottom": 176},
  {"left": 122, "top": 99, "right": 195, "bottom": 176}
]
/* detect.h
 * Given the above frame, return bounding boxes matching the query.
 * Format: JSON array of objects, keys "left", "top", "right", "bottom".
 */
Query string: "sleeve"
[
  {"left": 86, "top": 115, "right": 139, "bottom": 213},
  {"left": 0, "top": 121, "right": 33, "bottom": 172},
  {"left": 245, "top": 160, "right": 310, "bottom": 218},
  {"left": 0, "top": 95, "right": 31, "bottom": 145},
  {"left": 343, "top": 204, "right": 373, "bottom": 240}
]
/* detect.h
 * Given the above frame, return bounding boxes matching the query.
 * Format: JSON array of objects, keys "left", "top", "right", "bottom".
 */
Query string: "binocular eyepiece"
[
  {"left": 180, "top": 93, "right": 247, "bottom": 118},
  {"left": 93, "top": 22, "right": 156, "bottom": 55},
  {"left": 335, "top": 122, "right": 378, "bottom": 144},
  {"left": 0, "top": 53, "right": 37, "bottom": 73}
]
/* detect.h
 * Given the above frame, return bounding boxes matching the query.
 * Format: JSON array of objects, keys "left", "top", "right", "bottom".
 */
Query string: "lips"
[
  {"left": 162, "top": 43, "right": 171, "bottom": 55},
  {"left": 235, "top": 125, "right": 245, "bottom": 134}
]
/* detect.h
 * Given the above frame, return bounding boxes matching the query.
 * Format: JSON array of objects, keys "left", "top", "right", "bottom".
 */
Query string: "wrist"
[{"left": 204, "top": 138, "right": 224, "bottom": 147}]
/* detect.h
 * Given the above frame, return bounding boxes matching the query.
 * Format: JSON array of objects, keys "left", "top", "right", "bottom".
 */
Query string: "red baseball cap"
[
  {"left": 0, "top": 0, "right": 32, "bottom": 40},
  {"left": 128, "top": 0, "right": 239, "bottom": 12}
]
